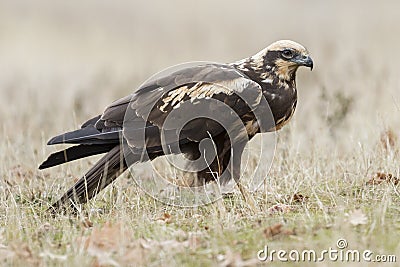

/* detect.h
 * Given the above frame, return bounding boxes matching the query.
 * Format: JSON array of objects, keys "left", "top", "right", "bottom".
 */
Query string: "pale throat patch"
[{"left": 274, "top": 59, "right": 298, "bottom": 80}]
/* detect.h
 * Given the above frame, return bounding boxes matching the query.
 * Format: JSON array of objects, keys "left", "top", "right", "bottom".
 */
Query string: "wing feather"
[{"left": 124, "top": 63, "right": 264, "bottom": 145}]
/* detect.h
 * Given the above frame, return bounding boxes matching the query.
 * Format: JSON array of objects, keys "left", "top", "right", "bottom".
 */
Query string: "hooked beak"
[{"left": 293, "top": 54, "right": 314, "bottom": 70}]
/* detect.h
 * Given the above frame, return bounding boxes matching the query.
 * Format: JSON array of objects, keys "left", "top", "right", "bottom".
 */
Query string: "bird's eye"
[{"left": 281, "top": 49, "right": 294, "bottom": 59}]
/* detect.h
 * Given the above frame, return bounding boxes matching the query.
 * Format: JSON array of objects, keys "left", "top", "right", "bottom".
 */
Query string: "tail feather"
[
  {"left": 49, "top": 145, "right": 128, "bottom": 211},
  {"left": 39, "top": 144, "right": 116, "bottom": 169},
  {"left": 47, "top": 125, "right": 121, "bottom": 145},
  {"left": 49, "top": 145, "right": 166, "bottom": 212}
]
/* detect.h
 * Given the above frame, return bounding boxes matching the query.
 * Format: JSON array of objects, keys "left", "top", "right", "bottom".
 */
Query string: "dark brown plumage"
[{"left": 40, "top": 40, "right": 313, "bottom": 212}]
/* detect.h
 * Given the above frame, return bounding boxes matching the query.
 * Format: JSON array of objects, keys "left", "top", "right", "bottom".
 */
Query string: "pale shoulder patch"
[{"left": 159, "top": 77, "right": 260, "bottom": 112}]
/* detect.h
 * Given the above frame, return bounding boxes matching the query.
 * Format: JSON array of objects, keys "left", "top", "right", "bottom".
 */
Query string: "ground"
[{"left": 0, "top": 1, "right": 400, "bottom": 266}]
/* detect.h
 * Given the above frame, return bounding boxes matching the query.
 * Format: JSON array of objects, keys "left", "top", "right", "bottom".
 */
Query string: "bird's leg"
[
  {"left": 236, "top": 181, "right": 258, "bottom": 213},
  {"left": 231, "top": 142, "right": 258, "bottom": 213}
]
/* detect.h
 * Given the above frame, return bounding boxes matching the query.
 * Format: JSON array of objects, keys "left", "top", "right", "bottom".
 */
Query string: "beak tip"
[
  {"left": 308, "top": 59, "right": 314, "bottom": 71},
  {"left": 308, "top": 57, "right": 314, "bottom": 71},
  {"left": 296, "top": 55, "right": 313, "bottom": 70}
]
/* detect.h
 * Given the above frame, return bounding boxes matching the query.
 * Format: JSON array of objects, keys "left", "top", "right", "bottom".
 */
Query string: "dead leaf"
[
  {"left": 263, "top": 224, "right": 282, "bottom": 238},
  {"left": 82, "top": 222, "right": 152, "bottom": 267},
  {"left": 12, "top": 243, "right": 33, "bottom": 259},
  {"left": 86, "top": 222, "right": 125, "bottom": 251},
  {"left": 347, "top": 209, "right": 368, "bottom": 226},
  {"left": 10, "top": 243, "right": 39, "bottom": 265},
  {"left": 156, "top": 212, "right": 173, "bottom": 224},
  {"left": 77, "top": 222, "right": 204, "bottom": 266},
  {"left": 267, "top": 204, "right": 295, "bottom": 214},
  {"left": 380, "top": 128, "right": 397, "bottom": 151},
  {"left": 81, "top": 218, "right": 93, "bottom": 228},
  {"left": 219, "top": 250, "right": 260, "bottom": 267},
  {"left": 120, "top": 241, "right": 148, "bottom": 266},
  {"left": 263, "top": 223, "right": 295, "bottom": 239},
  {"left": 77, "top": 222, "right": 131, "bottom": 266},
  {"left": 286, "top": 193, "right": 309, "bottom": 204},
  {"left": 366, "top": 172, "right": 399, "bottom": 186}
]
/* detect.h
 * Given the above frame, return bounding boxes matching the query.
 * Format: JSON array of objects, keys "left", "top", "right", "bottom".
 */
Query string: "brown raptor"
[{"left": 39, "top": 40, "right": 313, "bottom": 211}]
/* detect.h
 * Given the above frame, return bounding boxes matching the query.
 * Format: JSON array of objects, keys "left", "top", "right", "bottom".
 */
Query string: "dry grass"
[{"left": 1, "top": 1, "right": 400, "bottom": 266}]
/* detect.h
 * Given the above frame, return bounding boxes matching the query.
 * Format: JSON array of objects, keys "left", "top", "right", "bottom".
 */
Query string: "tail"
[
  {"left": 39, "top": 144, "right": 117, "bottom": 169},
  {"left": 49, "top": 145, "right": 128, "bottom": 212},
  {"left": 40, "top": 113, "right": 173, "bottom": 212}
]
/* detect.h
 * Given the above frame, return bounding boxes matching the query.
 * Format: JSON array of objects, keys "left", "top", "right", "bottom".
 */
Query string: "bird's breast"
[{"left": 262, "top": 84, "right": 297, "bottom": 131}]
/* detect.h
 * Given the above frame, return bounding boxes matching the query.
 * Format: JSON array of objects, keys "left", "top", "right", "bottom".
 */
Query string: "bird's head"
[{"left": 248, "top": 40, "right": 313, "bottom": 83}]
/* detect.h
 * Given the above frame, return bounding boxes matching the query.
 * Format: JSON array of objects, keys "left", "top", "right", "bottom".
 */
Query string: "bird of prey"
[{"left": 39, "top": 40, "right": 313, "bottom": 212}]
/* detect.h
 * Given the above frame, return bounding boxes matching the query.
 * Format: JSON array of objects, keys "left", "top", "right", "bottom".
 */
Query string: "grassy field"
[{"left": 1, "top": 1, "right": 400, "bottom": 266}]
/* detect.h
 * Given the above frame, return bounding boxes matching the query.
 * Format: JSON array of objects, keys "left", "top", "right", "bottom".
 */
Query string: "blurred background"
[
  {"left": 0, "top": 0, "right": 399, "bottom": 166},
  {"left": 1, "top": 2, "right": 399, "bottom": 263}
]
